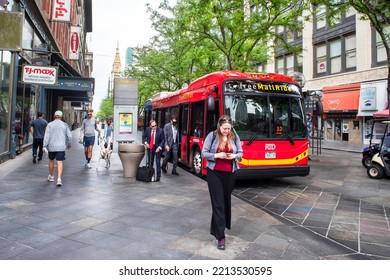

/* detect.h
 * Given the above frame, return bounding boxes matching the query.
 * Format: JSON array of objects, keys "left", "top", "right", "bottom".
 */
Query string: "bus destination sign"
[{"left": 224, "top": 80, "right": 300, "bottom": 95}]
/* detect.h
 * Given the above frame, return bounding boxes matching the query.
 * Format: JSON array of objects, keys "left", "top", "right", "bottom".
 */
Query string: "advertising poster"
[
  {"left": 359, "top": 87, "right": 376, "bottom": 111},
  {"left": 119, "top": 113, "right": 132, "bottom": 134}
]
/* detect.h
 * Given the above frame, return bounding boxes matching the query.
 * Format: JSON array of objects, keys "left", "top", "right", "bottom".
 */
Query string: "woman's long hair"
[{"left": 215, "top": 115, "right": 234, "bottom": 151}]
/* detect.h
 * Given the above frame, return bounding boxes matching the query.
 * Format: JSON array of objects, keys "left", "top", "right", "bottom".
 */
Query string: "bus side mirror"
[{"left": 208, "top": 95, "right": 215, "bottom": 112}]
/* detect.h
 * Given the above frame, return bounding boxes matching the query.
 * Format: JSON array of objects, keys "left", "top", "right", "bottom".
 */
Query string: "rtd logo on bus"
[{"left": 265, "top": 144, "right": 276, "bottom": 150}]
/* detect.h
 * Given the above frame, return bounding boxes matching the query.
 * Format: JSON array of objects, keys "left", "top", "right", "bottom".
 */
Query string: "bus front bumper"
[{"left": 234, "top": 165, "right": 310, "bottom": 179}]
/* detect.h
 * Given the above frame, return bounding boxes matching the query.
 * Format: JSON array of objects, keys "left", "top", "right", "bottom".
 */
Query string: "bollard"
[{"left": 118, "top": 143, "right": 145, "bottom": 177}]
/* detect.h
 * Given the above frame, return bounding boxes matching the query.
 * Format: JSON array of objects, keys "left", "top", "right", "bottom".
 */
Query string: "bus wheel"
[{"left": 192, "top": 149, "right": 203, "bottom": 177}]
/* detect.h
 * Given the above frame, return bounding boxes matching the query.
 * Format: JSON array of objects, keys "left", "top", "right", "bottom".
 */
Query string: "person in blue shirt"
[
  {"left": 105, "top": 119, "right": 113, "bottom": 150},
  {"left": 30, "top": 111, "right": 48, "bottom": 164}
]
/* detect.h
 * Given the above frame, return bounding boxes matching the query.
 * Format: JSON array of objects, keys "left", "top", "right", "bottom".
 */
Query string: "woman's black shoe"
[{"left": 217, "top": 238, "right": 225, "bottom": 250}]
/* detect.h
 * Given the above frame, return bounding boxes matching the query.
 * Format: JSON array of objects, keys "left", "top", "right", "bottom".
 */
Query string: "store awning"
[
  {"left": 322, "top": 83, "right": 360, "bottom": 112},
  {"left": 41, "top": 76, "right": 95, "bottom": 102},
  {"left": 373, "top": 108, "right": 390, "bottom": 118}
]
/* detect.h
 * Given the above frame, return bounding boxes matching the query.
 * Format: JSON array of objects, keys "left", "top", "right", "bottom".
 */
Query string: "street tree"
[
  {"left": 96, "top": 94, "right": 113, "bottom": 119},
  {"left": 126, "top": 0, "right": 310, "bottom": 103},
  {"left": 162, "top": 0, "right": 308, "bottom": 71}
]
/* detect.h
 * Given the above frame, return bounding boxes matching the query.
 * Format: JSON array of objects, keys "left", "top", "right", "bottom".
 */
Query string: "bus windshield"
[{"left": 224, "top": 94, "right": 307, "bottom": 141}]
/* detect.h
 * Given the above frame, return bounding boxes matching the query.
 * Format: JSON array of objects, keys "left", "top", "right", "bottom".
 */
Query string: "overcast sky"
[{"left": 90, "top": 0, "right": 173, "bottom": 111}]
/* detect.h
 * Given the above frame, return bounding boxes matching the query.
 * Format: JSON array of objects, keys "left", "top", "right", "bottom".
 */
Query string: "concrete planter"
[{"left": 118, "top": 143, "right": 145, "bottom": 177}]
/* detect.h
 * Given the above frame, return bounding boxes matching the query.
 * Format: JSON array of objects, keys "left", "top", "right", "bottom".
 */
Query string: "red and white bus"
[{"left": 143, "top": 70, "right": 310, "bottom": 179}]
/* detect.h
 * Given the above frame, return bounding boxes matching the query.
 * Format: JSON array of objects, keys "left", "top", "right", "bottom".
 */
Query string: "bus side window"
[
  {"left": 191, "top": 101, "right": 204, "bottom": 137},
  {"left": 206, "top": 101, "right": 219, "bottom": 135},
  {"left": 180, "top": 104, "right": 189, "bottom": 135}
]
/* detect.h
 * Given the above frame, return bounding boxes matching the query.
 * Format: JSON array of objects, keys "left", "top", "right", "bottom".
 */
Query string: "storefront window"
[
  {"left": 22, "top": 18, "right": 34, "bottom": 60},
  {"left": 15, "top": 57, "right": 35, "bottom": 145},
  {"left": 0, "top": 51, "right": 11, "bottom": 154}
]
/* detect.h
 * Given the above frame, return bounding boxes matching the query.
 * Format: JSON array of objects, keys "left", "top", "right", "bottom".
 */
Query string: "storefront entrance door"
[{"left": 342, "top": 120, "right": 349, "bottom": 141}]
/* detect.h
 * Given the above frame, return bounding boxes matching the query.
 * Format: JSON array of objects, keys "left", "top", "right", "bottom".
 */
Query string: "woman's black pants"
[{"left": 206, "top": 168, "right": 235, "bottom": 240}]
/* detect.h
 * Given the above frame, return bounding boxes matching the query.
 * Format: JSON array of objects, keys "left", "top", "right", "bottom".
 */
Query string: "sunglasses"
[{"left": 151, "top": 125, "right": 156, "bottom": 127}]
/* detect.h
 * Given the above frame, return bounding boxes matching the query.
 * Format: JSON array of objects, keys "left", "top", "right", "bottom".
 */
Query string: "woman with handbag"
[{"left": 201, "top": 115, "right": 243, "bottom": 250}]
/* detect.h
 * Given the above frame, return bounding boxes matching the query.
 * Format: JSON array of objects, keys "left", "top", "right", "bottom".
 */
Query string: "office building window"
[
  {"left": 276, "top": 57, "right": 284, "bottom": 74},
  {"left": 330, "top": 40, "right": 341, "bottom": 74},
  {"left": 286, "top": 29, "right": 294, "bottom": 43},
  {"left": 275, "top": 53, "right": 303, "bottom": 75},
  {"left": 315, "top": 5, "right": 326, "bottom": 30},
  {"left": 297, "top": 54, "right": 303, "bottom": 73},
  {"left": 315, "top": 4, "right": 355, "bottom": 31},
  {"left": 374, "top": 25, "right": 390, "bottom": 66},
  {"left": 316, "top": 44, "right": 327, "bottom": 74},
  {"left": 286, "top": 54, "right": 294, "bottom": 75},
  {"left": 345, "top": 34, "right": 356, "bottom": 69},
  {"left": 314, "top": 34, "right": 356, "bottom": 77},
  {"left": 276, "top": 25, "right": 302, "bottom": 44},
  {"left": 256, "top": 63, "right": 266, "bottom": 73}
]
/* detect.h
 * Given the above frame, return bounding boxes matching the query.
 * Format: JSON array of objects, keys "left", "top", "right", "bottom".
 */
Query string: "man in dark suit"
[
  {"left": 142, "top": 119, "right": 164, "bottom": 181},
  {"left": 162, "top": 115, "right": 179, "bottom": 175}
]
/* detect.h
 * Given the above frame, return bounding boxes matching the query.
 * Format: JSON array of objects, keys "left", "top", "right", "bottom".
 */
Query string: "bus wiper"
[
  {"left": 247, "top": 120, "right": 267, "bottom": 146},
  {"left": 282, "top": 127, "right": 295, "bottom": 146}
]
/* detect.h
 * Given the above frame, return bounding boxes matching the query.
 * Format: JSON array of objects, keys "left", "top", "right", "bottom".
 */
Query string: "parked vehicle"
[
  {"left": 367, "top": 120, "right": 390, "bottom": 179},
  {"left": 361, "top": 119, "right": 389, "bottom": 168},
  {"left": 362, "top": 144, "right": 380, "bottom": 168}
]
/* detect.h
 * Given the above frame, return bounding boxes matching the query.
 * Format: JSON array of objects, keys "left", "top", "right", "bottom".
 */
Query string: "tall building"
[
  {"left": 258, "top": 4, "right": 388, "bottom": 145},
  {"left": 110, "top": 42, "right": 122, "bottom": 93},
  {"left": 125, "top": 47, "right": 133, "bottom": 69}
]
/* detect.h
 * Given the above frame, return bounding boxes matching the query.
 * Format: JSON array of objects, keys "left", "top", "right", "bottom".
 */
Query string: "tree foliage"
[
  {"left": 125, "top": 0, "right": 308, "bottom": 104},
  {"left": 96, "top": 94, "right": 113, "bottom": 119},
  {"left": 171, "top": 0, "right": 307, "bottom": 70}
]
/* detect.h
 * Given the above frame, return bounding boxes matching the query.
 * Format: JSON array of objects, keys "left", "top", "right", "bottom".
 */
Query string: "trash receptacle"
[{"left": 118, "top": 143, "right": 145, "bottom": 177}]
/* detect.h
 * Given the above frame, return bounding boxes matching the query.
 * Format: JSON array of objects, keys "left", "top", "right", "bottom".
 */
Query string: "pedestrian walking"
[
  {"left": 105, "top": 119, "right": 113, "bottom": 150},
  {"left": 142, "top": 119, "right": 164, "bottom": 181},
  {"left": 30, "top": 111, "right": 48, "bottom": 164},
  {"left": 43, "top": 110, "right": 72, "bottom": 187},
  {"left": 201, "top": 115, "right": 243, "bottom": 250},
  {"left": 79, "top": 109, "right": 100, "bottom": 169},
  {"left": 161, "top": 115, "right": 179, "bottom": 175}
]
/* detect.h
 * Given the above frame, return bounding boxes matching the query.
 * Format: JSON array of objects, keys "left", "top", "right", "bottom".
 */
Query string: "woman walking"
[{"left": 201, "top": 115, "right": 243, "bottom": 250}]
